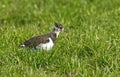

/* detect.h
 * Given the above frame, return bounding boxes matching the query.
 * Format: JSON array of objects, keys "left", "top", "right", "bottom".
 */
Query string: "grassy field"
[{"left": 0, "top": 0, "right": 120, "bottom": 77}]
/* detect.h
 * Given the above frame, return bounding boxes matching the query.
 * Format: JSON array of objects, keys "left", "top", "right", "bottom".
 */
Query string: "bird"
[{"left": 19, "top": 22, "right": 65, "bottom": 50}]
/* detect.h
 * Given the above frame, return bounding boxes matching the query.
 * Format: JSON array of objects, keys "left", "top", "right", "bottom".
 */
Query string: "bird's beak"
[{"left": 62, "top": 28, "right": 66, "bottom": 32}]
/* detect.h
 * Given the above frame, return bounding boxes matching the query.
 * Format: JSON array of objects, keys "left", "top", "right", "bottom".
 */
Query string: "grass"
[{"left": 0, "top": 0, "right": 120, "bottom": 77}]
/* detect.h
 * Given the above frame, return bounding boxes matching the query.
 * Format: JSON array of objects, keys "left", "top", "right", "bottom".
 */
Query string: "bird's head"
[{"left": 53, "top": 22, "right": 65, "bottom": 32}]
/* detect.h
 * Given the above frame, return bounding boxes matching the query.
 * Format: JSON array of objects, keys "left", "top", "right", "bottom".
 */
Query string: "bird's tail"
[{"left": 19, "top": 44, "right": 26, "bottom": 48}]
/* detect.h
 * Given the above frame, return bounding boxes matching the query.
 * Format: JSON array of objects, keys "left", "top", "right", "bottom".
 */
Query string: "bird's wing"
[{"left": 23, "top": 34, "right": 50, "bottom": 47}]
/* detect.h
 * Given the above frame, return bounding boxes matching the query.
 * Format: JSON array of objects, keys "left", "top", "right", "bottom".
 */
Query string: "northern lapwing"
[{"left": 19, "top": 22, "right": 65, "bottom": 50}]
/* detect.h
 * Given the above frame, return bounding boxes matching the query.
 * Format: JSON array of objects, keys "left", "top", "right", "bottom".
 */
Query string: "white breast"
[{"left": 36, "top": 38, "right": 54, "bottom": 50}]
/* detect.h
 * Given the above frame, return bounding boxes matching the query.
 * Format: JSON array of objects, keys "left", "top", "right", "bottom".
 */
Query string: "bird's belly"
[{"left": 36, "top": 38, "right": 54, "bottom": 50}]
